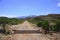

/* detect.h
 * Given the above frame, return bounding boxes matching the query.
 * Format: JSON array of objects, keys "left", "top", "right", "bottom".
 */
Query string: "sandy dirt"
[{"left": 9, "top": 34, "right": 51, "bottom": 40}]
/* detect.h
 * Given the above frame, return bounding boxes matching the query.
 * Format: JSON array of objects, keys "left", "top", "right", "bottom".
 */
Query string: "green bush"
[
  {"left": 55, "top": 20, "right": 60, "bottom": 32},
  {"left": 41, "top": 20, "right": 49, "bottom": 34},
  {"left": 50, "top": 25, "right": 57, "bottom": 31},
  {"left": 50, "top": 20, "right": 60, "bottom": 32},
  {"left": 37, "top": 21, "right": 43, "bottom": 27},
  {"left": 37, "top": 20, "right": 49, "bottom": 34},
  {"left": 42, "top": 20, "right": 49, "bottom": 29}
]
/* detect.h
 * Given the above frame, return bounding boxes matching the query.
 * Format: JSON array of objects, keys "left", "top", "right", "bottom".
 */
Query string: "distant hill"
[
  {"left": 0, "top": 14, "right": 60, "bottom": 24},
  {"left": 17, "top": 15, "right": 36, "bottom": 19},
  {"left": 21, "top": 14, "right": 60, "bottom": 23},
  {"left": 48, "top": 14, "right": 60, "bottom": 19},
  {"left": 34, "top": 14, "right": 60, "bottom": 20}
]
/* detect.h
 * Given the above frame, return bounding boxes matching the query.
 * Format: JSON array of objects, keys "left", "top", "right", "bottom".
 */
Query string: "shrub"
[
  {"left": 37, "top": 21, "right": 43, "bottom": 27},
  {"left": 55, "top": 20, "right": 60, "bottom": 32},
  {"left": 37, "top": 20, "right": 49, "bottom": 34},
  {"left": 50, "top": 25, "right": 57, "bottom": 31},
  {"left": 41, "top": 20, "right": 49, "bottom": 34}
]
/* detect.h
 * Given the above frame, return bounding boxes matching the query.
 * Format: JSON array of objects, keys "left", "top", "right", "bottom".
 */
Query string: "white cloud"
[
  {"left": 57, "top": 2, "right": 60, "bottom": 7},
  {"left": 0, "top": 15, "right": 17, "bottom": 18}
]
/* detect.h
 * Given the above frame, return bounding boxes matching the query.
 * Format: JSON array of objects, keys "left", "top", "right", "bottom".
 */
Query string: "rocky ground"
[{"left": 0, "top": 33, "right": 60, "bottom": 40}]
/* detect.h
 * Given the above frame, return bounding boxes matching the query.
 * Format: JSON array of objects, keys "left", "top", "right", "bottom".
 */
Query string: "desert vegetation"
[
  {"left": 0, "top": 14, "right": 60, "bottom": 34},
  {"left": 0, "top": 14, "right": 60, "bottom": 40},
  {"left": 25, "top": 14, "right": 60, "bottom": 34},
  {"left": 0, "top": 17, "right": 24, "bottom": 34}
]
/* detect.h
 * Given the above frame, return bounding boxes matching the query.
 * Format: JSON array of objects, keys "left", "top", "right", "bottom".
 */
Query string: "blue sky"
[{"left": 0, "top": 0, "right": 60, "bottom": 17}]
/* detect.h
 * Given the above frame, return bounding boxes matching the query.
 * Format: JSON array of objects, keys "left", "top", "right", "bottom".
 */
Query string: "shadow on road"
[{"left": 13, "top": 30, "right": 42, "bottom": 34}]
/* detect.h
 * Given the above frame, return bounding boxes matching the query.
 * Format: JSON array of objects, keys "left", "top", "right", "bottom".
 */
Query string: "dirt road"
[
  {"left": 9, "top": 33, "right": 51, "bottom": 40},
  {"left": 8, "top": 21, "right": 58, "bottom": 40}
]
